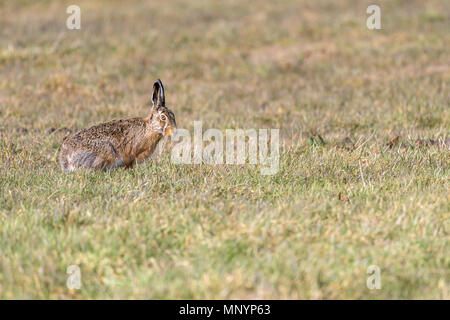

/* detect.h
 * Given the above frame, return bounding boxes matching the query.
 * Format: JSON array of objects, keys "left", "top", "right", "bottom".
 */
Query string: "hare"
[{"left": 59, "top": 79, "right": 176, "bottom": 171}]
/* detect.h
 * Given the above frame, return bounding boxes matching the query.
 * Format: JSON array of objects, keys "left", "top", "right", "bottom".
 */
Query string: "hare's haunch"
[{"left": 59, "top": 79, "right": 176, "bottom": 171}]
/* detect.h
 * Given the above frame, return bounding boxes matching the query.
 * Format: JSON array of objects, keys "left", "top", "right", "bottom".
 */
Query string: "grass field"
[{"left": 0, "top": 0, "right": 449, "bottom": 299}]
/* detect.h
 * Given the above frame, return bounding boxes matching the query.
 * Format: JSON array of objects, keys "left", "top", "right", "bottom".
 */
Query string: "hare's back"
[{"left": 64, "top": 119, "right": 143, "bottom": 147}]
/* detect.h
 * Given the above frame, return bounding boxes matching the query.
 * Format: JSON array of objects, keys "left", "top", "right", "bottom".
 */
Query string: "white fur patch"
[{"left": 106, "top": 158, "right": 124, "bottom": 169}]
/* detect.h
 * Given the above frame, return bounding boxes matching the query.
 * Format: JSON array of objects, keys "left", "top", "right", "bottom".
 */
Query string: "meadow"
[{"left": 0, "top": 0, "right": 448, "bottom": 299}]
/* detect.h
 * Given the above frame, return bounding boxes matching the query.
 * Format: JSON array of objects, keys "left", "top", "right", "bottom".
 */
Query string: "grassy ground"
[{"left": 0, "top": 0, "right": 449, "bottom": 299}]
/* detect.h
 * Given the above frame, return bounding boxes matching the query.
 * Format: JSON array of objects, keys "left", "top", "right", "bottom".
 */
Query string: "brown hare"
[{"left": 59, "top": 79, "right": 176, "bottom": 171}]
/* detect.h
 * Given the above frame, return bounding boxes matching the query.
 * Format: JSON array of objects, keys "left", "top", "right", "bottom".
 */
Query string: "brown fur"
[{"left": 59, "top": 80, "right": 176, "bottom": 171}]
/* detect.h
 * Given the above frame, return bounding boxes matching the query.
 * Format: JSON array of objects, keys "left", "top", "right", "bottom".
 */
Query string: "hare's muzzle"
[{"left": 165, "top": 126, "right": 175, "bottom": 137}]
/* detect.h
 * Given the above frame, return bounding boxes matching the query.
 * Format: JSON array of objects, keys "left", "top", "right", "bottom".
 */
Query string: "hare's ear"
[{"left": 152, "top": 79, "right": 165, "bottom": 107}]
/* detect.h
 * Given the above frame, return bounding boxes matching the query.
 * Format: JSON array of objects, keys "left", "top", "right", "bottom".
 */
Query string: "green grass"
[{"left": 0, "top": 0, "right": 449, "bottom": 299}]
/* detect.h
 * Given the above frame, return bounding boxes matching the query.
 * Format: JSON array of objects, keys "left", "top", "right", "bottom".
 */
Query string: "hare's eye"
[{"left": 160, "top": 114, "right": 167, "bottom": 121}]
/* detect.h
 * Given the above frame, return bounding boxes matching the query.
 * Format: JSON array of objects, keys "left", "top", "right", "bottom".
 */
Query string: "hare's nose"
[{"left": 165, "top": 127, "right": 174, "bottom": 137}]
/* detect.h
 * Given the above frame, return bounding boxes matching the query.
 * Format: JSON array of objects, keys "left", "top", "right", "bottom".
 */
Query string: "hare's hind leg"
[
  {"left": 62, "top": 150, "right": 112, "bottom": 171},
  {"left": 60, "top": 149, "right": 91, "bottom": 172},
  {"left": 66, "top": 150, "right": 99, "bottom": 171},
  {"left": 60, "top": 140, "right": 123, "bottom": 171}
]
